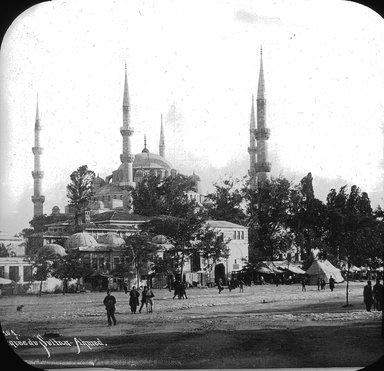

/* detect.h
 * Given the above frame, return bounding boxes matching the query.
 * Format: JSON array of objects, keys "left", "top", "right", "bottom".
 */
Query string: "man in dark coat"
[
  {"left": 103, "top": 290, "right": 117, "bottom": 326},
  {"left": 329, "top": 276, "right": 335, "bottom": 292},
  {"left": 363, "top": 280, "right": 373, "bottom": 312},
  {"left": 129, "top": 286, "right": 140, "bottom": 313},
  {"left": 373, "top": 279, "right": 383, "bottom": 311}
]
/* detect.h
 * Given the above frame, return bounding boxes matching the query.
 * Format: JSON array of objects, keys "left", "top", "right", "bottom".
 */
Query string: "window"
[
  {"left": 241, "top": 231, "right": 244, "bottom": 240},
  {"left": 9, "top": 266, "right": 19, "bottom": 282},
  {"left": 237, "top": 231, "right": 240, "bottom": 239},
  {"left": 0, "top": 266, "right": 4, "bottom": 278},
  {"left": 23, "top": 266, "right": 33, "bottom": 282},
  {"left": 113, "top": 257, "right": 120, "bottom": 267},
  {"left": 233, "top": 231, "right": 236, "bottom": 240}
]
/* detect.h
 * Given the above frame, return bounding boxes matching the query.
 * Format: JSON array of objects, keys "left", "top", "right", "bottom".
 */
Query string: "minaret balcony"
[
  {"left": 32, "top": 147, "right": 43, "bottom": 155},
  {"left": 255, "top": 162, "right": 271, "bottom": 172},
  {"left": 120, "top": 127, "right": 134, "bottom": 136},
  {"left": 120, "top": 154, "right": 135, "bottom": 163},
  {"left": 32, "top": 195, "right": 45, "bottom": 203},
  {"left": 254, "top": 128, "right": 270, "bottom": 140},
  {"left": 32, "top": 170, "right": 44, "bottom": 179}
]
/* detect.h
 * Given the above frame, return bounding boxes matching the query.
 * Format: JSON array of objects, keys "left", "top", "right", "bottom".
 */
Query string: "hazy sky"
[{"left": 1, "top": 0, "right": 384, "bottom": 235}]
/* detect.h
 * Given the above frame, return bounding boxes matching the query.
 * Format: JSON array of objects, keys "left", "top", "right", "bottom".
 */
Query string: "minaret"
[
  {"left": 159, "top": 114, "right": 165, "bottom": 157},
  {"left": 254, "top": 47, "right": 271, "bottom": 184},
  {"left": 248, "top": 95, "right": 257, "bottom": 189},
  {"left": 31, "top": 98, "right": 45, "bottom": 217},
  {"left": 119, "top": 64, "right": 135, "bottom": 188}
]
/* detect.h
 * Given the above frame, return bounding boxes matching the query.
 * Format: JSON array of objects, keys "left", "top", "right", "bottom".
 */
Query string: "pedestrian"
[
  {"left": 218, "top": 278, "right": 224, "bottom": 294},
  {"left": 123, "top": 283, "right": 128, "bottom": 294},
  {"left": 363, "top": 280, "right": 373, "bottom": 312},
  {"left": 146, "top": 287, "right": 155, "bottom": 313},
  {"left": 275, "top": 275, "right": 279, "bottom": 287},
  {"left": 138, "top": 286, "right": 148, "bottom": 313},
  {"left": 329, "top": 276, "right": 335, "bottom": 292},
  {"left": 103, "top": 290, "right": 117, "bottom": 326},
  {"left": 320, "top": 278, "right": 326, "bottom": 290},
  {"left": 373, "top": 279, "right": 383, "bottom": 311},
  {"left": 301, "top": 278, "right": 306, "bottom": 292},
  {"left": 129, "top": 286, "right": 140, "bottom": 314},
  {"left": 317, "top": 277, "right": 321, "bottom": 291},
  {"left": 239, "top": 279, "right": 244, "bottom": 293},
  {"left": 228, "top": 278, "right": 232, "bottom": 292},
  {"left": 179, "top": 282, "right": 188, "bottom": 299},
  {"left": 173, "top": 281, "right": 181, "bottom": 299}
]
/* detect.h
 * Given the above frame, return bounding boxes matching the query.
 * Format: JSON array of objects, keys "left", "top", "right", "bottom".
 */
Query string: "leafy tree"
[
  {"left": 245, "top": 176, "right": 294, "bottom": 261},
  {"left": 67, "top": 165, "right": 95, "bottom": 225},
  {"left": 132, "top": 173, "right": 198, "bottom": 218},
  {"left": 51, "top": 250, "right": 89, "bottom": 294},
  {"left": 205, "top": 177, "right": 247, "bottom": 225}
]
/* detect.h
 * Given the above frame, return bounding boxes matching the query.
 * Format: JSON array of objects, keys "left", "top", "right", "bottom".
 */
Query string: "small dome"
[
  {"left": 97, "top": 233, "right": 125, "bottom": 246},
  {"left": 152, "top": 235, "right": 170, "bottom": 244},
  {"left": 52, "top": 206, "right": 60, "bottom": 212},
  {"left": 191, "top": 172, "right": 201, "bottom": 182},
  {"left": 64, "top": 232, "right": 98, "bottom": 249},
  {"left": 37, "top": 244, "right": 67, "bottom": 257},
  {"left": 94, "top": 175, "right": 105, "bottom": 185}
]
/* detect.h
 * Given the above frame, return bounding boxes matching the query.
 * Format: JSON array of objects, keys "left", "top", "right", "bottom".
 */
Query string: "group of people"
[
  {"left": 363, "top": 279, "right": 383, "bottom": 312},
  {"left": 102, "top": 285, "right": 155, "bottom": 326},
  {"left": 172, "top": 281, "right": 188, "bottom": 299}
]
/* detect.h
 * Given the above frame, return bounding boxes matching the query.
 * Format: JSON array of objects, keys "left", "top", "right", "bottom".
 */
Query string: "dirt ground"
[{"left": 1, "top": 281, "right": 383, "bottom": 370}]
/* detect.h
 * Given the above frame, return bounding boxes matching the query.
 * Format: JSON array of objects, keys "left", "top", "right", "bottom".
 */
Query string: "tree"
[
  {"left": 132, "top": 173, "right": 198, "bottom": 218},
  {"left": 205, "top": 177, "right": 247, "bottom": 225},
  {"left": 51, "top": 250, "right": 89, "bottom": 294},
  {"left": 245, "top": 176, "right": 294, "bottom": 261},
  {"left": 324, "top": 185, "right": 381, "bottom": 306},
  {"left": 67, "top": 165, "right": 95, "bottom": 225}
]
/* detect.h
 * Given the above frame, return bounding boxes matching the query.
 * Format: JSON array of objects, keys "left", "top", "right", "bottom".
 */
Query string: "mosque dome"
[
  {"left": 37, "top": 244, "right": 67, "bottom": 257},
  {"left": 64, "top": 232, "right": 98, "bottom": 249},
  {"left": 94, "top": 183, "right": 123, "bottom": 196},
  {"left": 97, "top": 232, "right": 125, "bottom": 246},
  {"left": 132, "top": 151, "right": 173, "bottom": 171},
  {"left": 94, "top": 175, "right": 106, "bottom": 185}
]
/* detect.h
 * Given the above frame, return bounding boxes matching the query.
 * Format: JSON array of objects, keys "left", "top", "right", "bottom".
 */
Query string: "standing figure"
[
  {"left": 103, "top": 290, "right": 117, "bottom": 326},
  {"left": 320, "top": 278, "right": 326, "bottom": 290},
  {"left": 139, "top": 286, "right": 148, "bottom": 313},
  {"left": 373, "top": 279, "right": 383, "bottom": 311},
  {"left": 329, "top": 276, "right": 335, "bottom": 292},
  {"left": 129, "top": 286, "right": 140, "bottom": 314},
  {"left": 173, "top": 281, "right": 181, "bottom": 299},
  {"left": 179, "top": 282, "right": 188, "bottom": 299},
  {"left": 260, "top": 276, "right": 265, "bottom": 285},
  {"left": 301, "top": 279, "right": 306, "bottom": 292},
  {"left": 317, "top": 277, "right": 321, "bottom": 291},
  {"left": 363, "top": 280, "right": 373, "bottom": 312},
  {"left": 239, "top": 279, "right": 244, "bottom": 293},
  {"left": 146, "top": 287, "right": 155, "bottom": 313},
  {"left": 123, "top": 283, "right": 128, "bottom": 294},
  {"left": 218, "top": 279, "right": 224, "bottom": 294}
]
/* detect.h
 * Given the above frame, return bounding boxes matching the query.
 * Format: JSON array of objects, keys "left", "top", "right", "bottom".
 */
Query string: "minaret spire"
[
  {"left": 120, "top": 64, "right": 135, "bottom": 213},
  {"left": 159, "top": 114, "right": 165, "bottom": 157},
  {"left": 248, "top": 95, "right": 257, "bottom": 189},
  {"left": 254, "top": 47, "right": 271, "bottom": 185},
  {"left": 31, "top": 97, "right": 45, "bottom": 217}
]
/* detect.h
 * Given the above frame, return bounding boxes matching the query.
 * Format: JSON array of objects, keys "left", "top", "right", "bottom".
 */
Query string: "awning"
[
  {"left": 256, "top": 267, "right": 273, "bottom": 274},
  {"left": 287, "top": 266, "right": 306, "bottom": 275},
  {"left": 0, "top": 277, "right": 14, "bottom": 285}
]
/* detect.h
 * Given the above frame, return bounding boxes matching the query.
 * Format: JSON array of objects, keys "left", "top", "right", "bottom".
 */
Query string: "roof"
[
  {"left": 37, "top": 244, "right": 67, "bottom": 257},
  {"left": 92, "top": 211, "right": 150, "bottom": 223},
  {"left": 206, "top": 220, "right": 248, "bottom": 229},
  {"left": 306, "top": 259, "right": 344, "bottom": 283},
  {"left": 95, "top": 183, "right": 124, "bottom": 196},
  {"left": 97, "top": 232, "right": 125, "bottom": 246},
  {"left": 64, "top": 232, "right": 98, "bottom": 249},
  {"left": 132, "top": 151, "right": 173, "bottom": 170}
]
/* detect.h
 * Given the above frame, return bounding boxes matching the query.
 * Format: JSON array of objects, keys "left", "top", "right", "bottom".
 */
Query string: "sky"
[{"left": 1, "top": 0, "right": 384, "bottom": 235}]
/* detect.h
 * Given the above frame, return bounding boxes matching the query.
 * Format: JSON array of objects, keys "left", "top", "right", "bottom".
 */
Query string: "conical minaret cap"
[
  {"left": 35, "top": 97, "right": 41, "bottom": 130},
  {"left": 257, "top": 47, "right": 265, "bottom": 99},
  {"left": 123, "top": 63, "right": 130, "bottom": 108}
]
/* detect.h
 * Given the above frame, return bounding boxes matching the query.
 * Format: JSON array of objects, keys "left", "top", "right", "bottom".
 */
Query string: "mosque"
[{"left": 21, "top": 50, "right": 271, "bottom": 291}]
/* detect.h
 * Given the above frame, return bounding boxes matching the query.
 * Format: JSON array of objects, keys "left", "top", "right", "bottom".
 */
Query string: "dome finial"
[{"left": 142, "top": 134, "right": 149, "bottom": 153}]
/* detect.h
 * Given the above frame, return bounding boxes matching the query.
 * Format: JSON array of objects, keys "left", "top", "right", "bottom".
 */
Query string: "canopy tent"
[
  {"left": 287, "top": 265, "right": 307, "bottom": 275},
  {"left": 306, "top": 259, "right": 344, "bottom": 285},
  {"left": 0, "top": 277, "right": 14, "bottom": 285}
]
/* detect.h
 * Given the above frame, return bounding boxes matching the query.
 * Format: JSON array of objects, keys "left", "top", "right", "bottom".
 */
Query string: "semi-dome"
[
  {"left": 37, "top": 244, "right": 67, "bottom": 257},
  {"left": 64, "top": 232, "right": 98, "bottom": 249},
  {"left": 97, "top": 232, "right": 125, "bottom": 246}
]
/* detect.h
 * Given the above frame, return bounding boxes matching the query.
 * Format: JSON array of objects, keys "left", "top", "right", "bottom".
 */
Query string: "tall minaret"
[
  {"left": 159, "top": 114, "right": 165, "bottom": 157},
  {"left": 31, "top": 98, "right": 45, "bottom": 217},
  {"left": 248, "top": 95, "right": 257, "bottom": 189},
  {"left": 254, "top": 47, "right": 271, "bottom": 184},
  {"left": 119, "top": 64, "right": 135, "bottom": 188}
]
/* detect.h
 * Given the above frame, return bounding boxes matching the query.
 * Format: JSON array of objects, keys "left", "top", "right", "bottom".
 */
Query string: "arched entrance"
[{"left": 214, "top": 263, "right": 226, "bottom": 284}]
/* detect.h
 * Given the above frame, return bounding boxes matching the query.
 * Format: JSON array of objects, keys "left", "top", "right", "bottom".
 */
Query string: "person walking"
[
  {"left": 103, "top": 290, "right": 117, "bottom": 326},
  {"left": 129, "top": 286, "right": 140, "bottom": 314},
  {"left": 179, "top": 282, "right": 188, "bottom": 299},
  {"left": 138, "top": 286, "right": 148, "bottom": 313},
  {"left": 146, "top": 287, "right": 155, "bottom": 313},
  {"left": 373, "top": 279, "right": 383, "bottom": 311},
  {"left": 329, "top": 276, "right": 335, "bottom": 292},
  {"left": 239, "top": 279, "right": 244, "bottom": 293},
  {"left": 363, "top": 280, "right": 373, "bottom": 312},
  {"left": 301, "top": 278, "right": 306, "bottom": 292},
  {"left": 123, "top": 283, "right": 128, "bottom": 294},
  {"left": 218, "top": 278, "right": 224, "bottom": 294}
]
